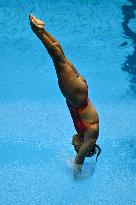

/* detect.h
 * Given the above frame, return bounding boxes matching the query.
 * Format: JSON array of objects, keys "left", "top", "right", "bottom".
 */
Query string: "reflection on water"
[{"left": 121, "top": 0, "right": 136, "bottom": 95}]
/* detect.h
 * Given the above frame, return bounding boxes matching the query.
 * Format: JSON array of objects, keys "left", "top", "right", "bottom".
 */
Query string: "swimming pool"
[{"left": 0, "top": 0, "right": 136, "bottom": 204}]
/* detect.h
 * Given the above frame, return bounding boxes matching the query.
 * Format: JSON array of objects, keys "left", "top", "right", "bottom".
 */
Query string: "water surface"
[{"left": 0, "top": 0, "right": 136, "bottom": 204}]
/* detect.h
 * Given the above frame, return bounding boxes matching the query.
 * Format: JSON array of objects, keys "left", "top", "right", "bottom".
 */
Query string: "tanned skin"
[{"left": 29, "top": 15, "right": 99, "bottom": 173}]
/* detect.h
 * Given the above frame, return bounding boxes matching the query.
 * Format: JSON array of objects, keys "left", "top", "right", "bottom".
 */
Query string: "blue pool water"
[{"left": 0, "top": 0, "right": 136, "bottom": 204}]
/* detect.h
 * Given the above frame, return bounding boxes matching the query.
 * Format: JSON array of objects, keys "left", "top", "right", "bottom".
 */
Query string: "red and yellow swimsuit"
[{"left": 66, "top": 79, "right": 98, "bottom": 134}]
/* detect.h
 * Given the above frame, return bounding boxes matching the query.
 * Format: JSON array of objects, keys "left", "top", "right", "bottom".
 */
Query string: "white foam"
[{"left": 66, "top": 157, "right": 96, "bottom": 180}]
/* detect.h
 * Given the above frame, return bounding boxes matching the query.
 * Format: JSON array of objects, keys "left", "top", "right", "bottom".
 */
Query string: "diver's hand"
[{"left": 73, "top": 164, "right": 82, "bottom": 179}]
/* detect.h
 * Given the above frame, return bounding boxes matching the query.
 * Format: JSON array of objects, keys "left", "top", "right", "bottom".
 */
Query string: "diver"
[{"left": 29, "top": 15, "right": 101, "bottom": 174}]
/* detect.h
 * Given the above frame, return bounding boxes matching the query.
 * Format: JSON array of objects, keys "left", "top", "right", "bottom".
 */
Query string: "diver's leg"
[
  {"left": 44, "top": 29, "right": 64, "bottom": 52},
  {"left": 29, "top": 15, "right": 80, "bottom": 74},
  {"left": 29, "top": 14, "right": 86, "bottom": 107},
  {"left": 44, "top": 29, "right": 79, "bottom": 74},
  {"left": 29, "top": 15, "right": 65, "bottom": 62},
  {"left": 30, "top": 15, "right": 59, "bottom": 44},
  {"left": 44, "top": 30, "right": 58, "bottom": 43}
]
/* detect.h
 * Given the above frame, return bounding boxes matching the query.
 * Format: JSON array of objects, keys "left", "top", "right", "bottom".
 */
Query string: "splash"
[{"left": 66, "top": 157, "right": 96, "bottom": 180}]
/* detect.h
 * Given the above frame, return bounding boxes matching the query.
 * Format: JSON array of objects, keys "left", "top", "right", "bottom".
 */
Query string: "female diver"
[{"left": 29, "top": 15, "right": 101, "bottom": 173}]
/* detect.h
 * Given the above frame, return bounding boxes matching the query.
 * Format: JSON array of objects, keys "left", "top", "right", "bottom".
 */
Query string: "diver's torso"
[{"left": 68, "top": 98, "right": 99, "bottom": 125}]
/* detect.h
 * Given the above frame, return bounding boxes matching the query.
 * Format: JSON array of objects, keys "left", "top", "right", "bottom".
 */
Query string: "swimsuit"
[
  {"left": 66, "top": 77, "right": 101, "bottom": 160},
  {"left": 66, "top": 78, "right": 99, "bottom": 134}
]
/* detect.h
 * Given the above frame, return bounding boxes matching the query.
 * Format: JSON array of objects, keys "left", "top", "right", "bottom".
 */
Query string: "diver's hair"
[{"left": 88, "top": 144, "right": 101, "bottom": 161}]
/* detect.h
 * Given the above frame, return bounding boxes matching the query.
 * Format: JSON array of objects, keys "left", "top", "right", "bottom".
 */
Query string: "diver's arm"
[{"left": 74, "top": 137, "right": 96, "bottom": 165}]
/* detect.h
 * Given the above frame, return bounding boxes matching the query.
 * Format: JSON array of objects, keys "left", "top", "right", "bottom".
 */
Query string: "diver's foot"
[{"left": 29, "top": 14, "right": 45, "bottom": 36}]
